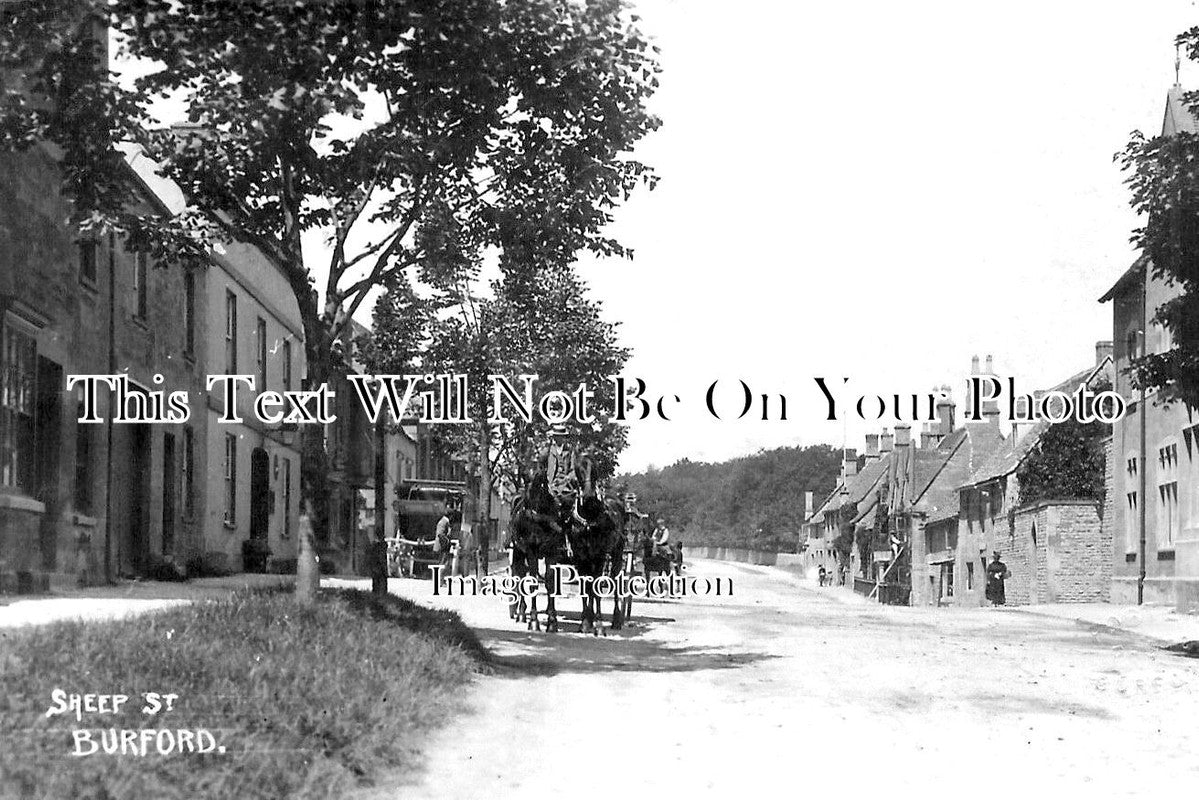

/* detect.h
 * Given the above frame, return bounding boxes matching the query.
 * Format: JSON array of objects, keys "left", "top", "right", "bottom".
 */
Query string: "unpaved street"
[{"left": 361, "top": 560, "right": 1199, "bottom": 799}]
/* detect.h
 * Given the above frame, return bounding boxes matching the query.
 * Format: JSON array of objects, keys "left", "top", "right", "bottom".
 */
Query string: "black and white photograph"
[{"left": 1, "top": 1, "right": 1198, "bottom": 798}]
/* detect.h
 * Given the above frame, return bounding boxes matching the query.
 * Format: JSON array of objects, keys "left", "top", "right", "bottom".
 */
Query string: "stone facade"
[
  {"left": 1, "top": 147, "right": 204, "bottom": 587},
  {"left": 1100, "top": 84, "right": 1199, "bottom": 612},
  {"left": 1002, "top": 501, "right": 1109, "bottom": 605}
]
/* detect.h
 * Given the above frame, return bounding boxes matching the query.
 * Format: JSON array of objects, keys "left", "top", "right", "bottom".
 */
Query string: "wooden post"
[{"left": 295, "top": 499, "right": 320, "bottom": 604}]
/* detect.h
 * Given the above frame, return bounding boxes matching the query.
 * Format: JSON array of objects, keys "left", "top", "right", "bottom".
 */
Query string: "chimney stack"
[
  {"left": 879, "top": 428, "right": 894, "bottom": 454},
  {"left": 864, "top": 433, "right": 880, "bottom": 461},
  {"left": 804, "top": 491, "right": 814, "bottom": 521},
  {"left": 895, "top": 423, "right": 911, "bottom": 448},
  {"left": 967, "top": 354, "right": 1001, "bottom": 429},
  {"left": 1095, "top": 340, "right": 1113, "bottom": 366},
  {"left": 842, "top": 448, "right": 858, "bottom": 478},
  {"left": 936, "top": 384, "right": 955, "bottom": 435}
]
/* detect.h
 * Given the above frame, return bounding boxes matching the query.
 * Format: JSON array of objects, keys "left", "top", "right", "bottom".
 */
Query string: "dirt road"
[{"left": 359, "top": 559, "right": 1199, "bottom": 799}]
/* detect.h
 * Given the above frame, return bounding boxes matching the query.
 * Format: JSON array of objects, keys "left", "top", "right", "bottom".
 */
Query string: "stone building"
[
  {"left": 1099, "top": 82, "right": 1199, "bottom": 611},
  {"left": 954, "top": 350, "right": 1112, "bottom": 607},
  {"left": 0, "top": 143, "right": 206, "bottom": 587},
  {"left": 118, "top": 148, "right": 304, "bottom": 576}
]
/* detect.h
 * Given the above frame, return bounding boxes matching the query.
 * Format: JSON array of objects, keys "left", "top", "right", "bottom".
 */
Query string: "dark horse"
[
  {"left": 507, "top": 474, "right": 568, "bottom": 632},
  {"left": 507, "top": 465, "right": 629, "bottom": 634},
  {"left": 570, "top": 495, "right": 628, "bottom": 635},
  {"left": 641, "top": 537, "right": 675, "bottom": 583}
]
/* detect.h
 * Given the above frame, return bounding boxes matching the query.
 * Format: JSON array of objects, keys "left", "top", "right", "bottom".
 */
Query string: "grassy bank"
[{"left": 0, "top": 588, "right": 489, "bottom": 800}]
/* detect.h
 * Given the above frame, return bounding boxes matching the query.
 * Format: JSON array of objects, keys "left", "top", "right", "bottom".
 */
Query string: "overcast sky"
[{"left": 583, "top": 0, "right": 1199, "bottom": 473}]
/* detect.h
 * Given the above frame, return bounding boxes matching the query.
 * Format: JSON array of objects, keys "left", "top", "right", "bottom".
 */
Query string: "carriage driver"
[
  {"left": 545, "top": 424, "right": 579, "bottom": 508},
  {"left": 652, "top": 518, "right": 671, "bottom": 558}
]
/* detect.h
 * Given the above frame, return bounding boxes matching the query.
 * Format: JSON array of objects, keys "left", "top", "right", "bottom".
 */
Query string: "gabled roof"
[
  {"left": 961, "top": 357, "right": 1112, "bottom": 488},
  {"left": 1099, "top": 255, "right": 1146, "bottom": 303},
  {"left": 1101, "top": 85, "right": 1196, "bottom": 303},
  {"left": 843, "top": 454, "right": 891, "bottom": 506},
  {"left": 891, "top": 423, "right": 1006, "bottom": 524},
  {"left": 1163, "top": 83, "right": 1199, "bottom": 135}
]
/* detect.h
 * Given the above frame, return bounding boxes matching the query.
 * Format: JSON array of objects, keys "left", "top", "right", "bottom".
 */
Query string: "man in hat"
[
  {"left": 545, "top": 424, "right": 578, "bottom": 508},
  {"left": 651, "top": 517, "right": 671, "bottom": 560},
  {"left": 985, "top": 551, "right": 1010, "bottom": 606}
]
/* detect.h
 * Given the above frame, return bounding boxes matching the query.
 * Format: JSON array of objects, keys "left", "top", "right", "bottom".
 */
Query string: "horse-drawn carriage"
[
  {"left": 503, "top": 483, "right": 685, "bottom": 635},
  {"left": 386, "top": 535, "right": 459, "bottom": 578},
  {"left": 388, "top": 480, "right": 464, "bottom": 577}
]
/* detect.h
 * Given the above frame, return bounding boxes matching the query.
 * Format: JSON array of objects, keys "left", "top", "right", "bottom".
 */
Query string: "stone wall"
[
  {"left": 1006, "top": 500, "right": 1108, "bottom": 605},
  {"left": 690, "top": 546, "right": 806, "bottom": 576}
]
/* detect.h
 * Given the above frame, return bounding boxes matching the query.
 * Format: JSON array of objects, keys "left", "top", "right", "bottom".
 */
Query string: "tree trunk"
[
  {"left": 372, "top": 417, "right": 388, "bottom": 595},
  {"left": 295, "top": 498, "right": 320, "bottom": 604},
  {"left": 296, "top": 290, "right": 333, "bottom": 603},
  {"left": 476, "top": 420, "right": 493, "bottom": 578}
]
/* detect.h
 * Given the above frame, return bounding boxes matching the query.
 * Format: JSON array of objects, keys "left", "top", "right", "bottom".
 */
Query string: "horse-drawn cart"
[{"left": 386, "top": 536, "right": 458, "bottom": 578}]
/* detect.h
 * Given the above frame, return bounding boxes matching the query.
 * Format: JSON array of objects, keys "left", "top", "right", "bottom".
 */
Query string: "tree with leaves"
[
  {"left": 620, "top": 446, "right": 843, "bottom": 552},
  {"left": 1016, "top": 418, "right": 1109, "bottom": 508},
  {"left": 1117, "top": 33, "right": 1199, "bottom": 407},
  {"left": 0, "top": 0, "right": 660, "bottom": 564},
  {"left": 418, "top": 266, "right": 631, "bottom": 555}
]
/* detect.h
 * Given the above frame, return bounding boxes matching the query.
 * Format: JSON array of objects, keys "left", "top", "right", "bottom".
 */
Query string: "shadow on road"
[{"left": 477, "top": 624, "right": 778, "bottom": 677}]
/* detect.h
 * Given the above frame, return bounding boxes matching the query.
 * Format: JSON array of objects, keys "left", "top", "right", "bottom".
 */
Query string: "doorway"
[
  {"left": 162, "top": 433, "right": 176, "bottom": 558},
  {"left": 34, "top": 357, "right": 63, "bottom": 571},
  {"left": 249, "top": 447, "right": 270, "bottom": 541},
  {"left": 127, "top": 423, "right": 151, "bottom": 575}
]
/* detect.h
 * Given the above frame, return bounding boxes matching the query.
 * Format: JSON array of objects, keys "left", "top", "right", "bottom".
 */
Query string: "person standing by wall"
[{"left": 985, "top": 551, "right": 1010, "bottom": 606}]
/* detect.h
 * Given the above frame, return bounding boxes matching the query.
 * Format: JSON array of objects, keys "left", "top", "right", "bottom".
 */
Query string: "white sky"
[
  {"left": 582, "top": 0, "right": 1199, "bottom": 472},
  {"left": 116, "top": 1, "right": 1199, "bottom": 474}
]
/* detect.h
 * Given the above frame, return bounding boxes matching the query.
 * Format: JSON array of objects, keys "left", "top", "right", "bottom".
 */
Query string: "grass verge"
[{"left": 0, "top": 588, "right": 489, "bottom": 800}]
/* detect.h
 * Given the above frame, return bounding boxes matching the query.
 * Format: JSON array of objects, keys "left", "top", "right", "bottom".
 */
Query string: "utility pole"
[{"left": 1137, "top": 264, "right": 1149, "bottom": 605}]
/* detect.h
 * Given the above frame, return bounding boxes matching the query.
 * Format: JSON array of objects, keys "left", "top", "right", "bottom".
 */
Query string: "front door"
[
  {"left": 127, "top": 424, "right": 151, "bottom": 575},
  {"left": 34, "top": 357, "right": 62, "bottom": 571},
  {"left": 162, "top": 433, "right": 176, "bottom": 558},
  {"left": 249, "top": 447, "right": 269, "bottom": 541}
]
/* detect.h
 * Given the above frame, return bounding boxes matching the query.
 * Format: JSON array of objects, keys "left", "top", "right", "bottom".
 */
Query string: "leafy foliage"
[
  {"left": 421, "top": 267, "right": 631, "bottom": 503},
  {"left": 0, "top": 0, "right": 660, "bottom": 538},
  {"left": 618, "top": 446, "right": 843, "bottom": 552},
  {"left": 1016, "top": 419, "right": 1108, "bottom": 507},
  {"left": 0, "top": 0, "right": 660, "bottom": 345},
  {"left": 1115, "top": 31, "right": 1199, "bottom": 407}
]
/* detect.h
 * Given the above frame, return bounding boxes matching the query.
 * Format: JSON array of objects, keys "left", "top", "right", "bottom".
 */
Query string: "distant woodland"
[{"left": 616, "top": 445, "right": 843, "bottom": 552}]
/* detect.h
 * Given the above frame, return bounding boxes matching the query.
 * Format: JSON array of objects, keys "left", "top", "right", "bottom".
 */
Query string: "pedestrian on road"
[
  {"left": 435, "top": 507, "right": 455, "bottom": 574},
  {"left": 985, "top": 551, "right": 1009, "bottom": 606},
  {"left": 818, "top": 565, "right": 827, "bottom": 587}
]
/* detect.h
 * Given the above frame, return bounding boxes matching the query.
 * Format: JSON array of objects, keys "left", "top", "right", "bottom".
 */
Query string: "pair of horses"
[
  {"left": 507, "top": 484, "right": 626, "bottom": 634},
  {"left": 507, "top": 496, "right": 682, "bottom": 635}
]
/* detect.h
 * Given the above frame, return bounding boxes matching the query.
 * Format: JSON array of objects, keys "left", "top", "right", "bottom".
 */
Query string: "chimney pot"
[
  {"left": 985, "top": 354, "right": 994, "bottom": 373},
  {"left": 971, "top": 355, "right": 980, "bottom": 374},
  {"left": 935, "top": 387, "right": 955, "bottom": 435},
  {"left": 843, "top": 448, "right": 858, "bottom": 477}
]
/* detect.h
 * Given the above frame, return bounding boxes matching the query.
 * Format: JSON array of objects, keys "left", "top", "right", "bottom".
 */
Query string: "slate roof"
[
  {"left": 1101, "top": 86, "right": 1196, "bottom": 303},
  {"left": 842, "top": 455, "right": 891, "bottom": 507},
  {"left": 960, "top": 358, "right": 1111, "bottom": 488},
  {"left": 1099, "top": 256, "right": 1147, "bottom": 303},
  {"left": 1163, "top": 83, "right": 1199, "bottom": 135}
]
